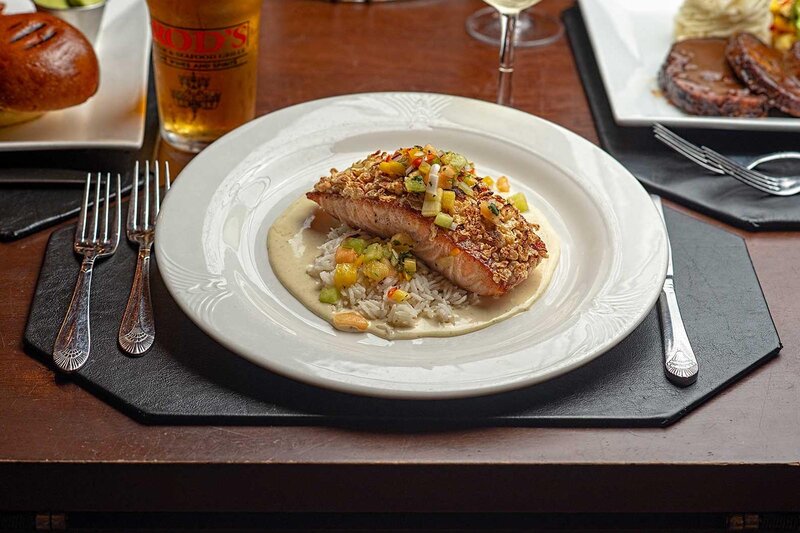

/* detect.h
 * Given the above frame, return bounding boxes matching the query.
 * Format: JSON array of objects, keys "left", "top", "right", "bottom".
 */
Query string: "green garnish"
[
  {"left": 434, "top": 212, "right": 454, "bottom": 229},
  {"left": 363, "top": 243, "right": 384, "bottom": 262},
  {"left": 34, "top": 0, "right": 103, "bottom": 8},
  {"left": 404, "top": 174, "right": 426, "bottom": 193},
  {"left": 441, "top": 151, "right": 468, "bottom": 170},
  {"left": 319, "top": 286, "right": 340, "bottom": 304},
  {"left": 488, "top": 203, "right": 500, "bottom": 216},
  {"left": 457, "top": 181, "right": 474, "bottom": 197},
  {"left": 508, "top": 192, "right": 529, "bottom": 213},
  {"left": 342, "top": 237, "right": 366, "bottom": 254}
]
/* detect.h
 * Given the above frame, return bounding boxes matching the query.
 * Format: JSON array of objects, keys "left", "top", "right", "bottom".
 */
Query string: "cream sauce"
[{"left": 268, "top": 197, "right": 560, "bottom": 340}]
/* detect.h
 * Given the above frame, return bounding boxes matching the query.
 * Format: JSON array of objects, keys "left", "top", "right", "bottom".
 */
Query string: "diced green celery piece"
[
  {"left": 441, "top": 152, "right": 468, "bottom": 170},
  {"left": 319, "top": 286, "right": 340, "bottom": 304},
  {"left": 342, "top": 237, "right": 366, "bottom": 254},
  {"left": 421, "top": 194, "right": 441, "bottom": 217},
  {"left": 509, "top": 192, "right": 529, "bottom": 212},
  {"left": 363, "top": 243, "right": 384, "bottom": 262},
  {"left": 457, "top": 181, "right": 474, "bottom": 197},
  {"left": 405, "top": 174, "right": 426, "bottom": 193},
  {"left": 434, "top": 212, "right": 454, "bottom": 229}
]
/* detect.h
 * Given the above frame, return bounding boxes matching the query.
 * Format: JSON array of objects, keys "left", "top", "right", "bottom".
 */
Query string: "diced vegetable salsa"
[
  {"left": 321, "top": 231, "right": 421, "bottom": 303},
  {"left": 377, "top": 144, "right": 531, "bottom": 229}
]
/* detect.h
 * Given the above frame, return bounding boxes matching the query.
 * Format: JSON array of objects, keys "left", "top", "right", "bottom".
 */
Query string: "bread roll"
[{"left": 0, "top": 12, "right": 99, "bottom": 114}]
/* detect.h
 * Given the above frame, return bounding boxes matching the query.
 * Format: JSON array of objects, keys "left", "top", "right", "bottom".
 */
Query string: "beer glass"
[{"left": 146, "top": 0, "right": 262, "bottom": 152}]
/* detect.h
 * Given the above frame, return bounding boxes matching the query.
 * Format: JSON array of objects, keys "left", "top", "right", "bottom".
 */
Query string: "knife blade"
[
  {"left": 0, "top": 168, "right": 91, "bottom": 186},
  {"left": 652, "top": 195, "right": 699, "bottom": 386}
]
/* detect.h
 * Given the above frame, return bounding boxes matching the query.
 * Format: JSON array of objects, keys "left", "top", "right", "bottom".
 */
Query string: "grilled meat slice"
[
  {"left": 726, "top": 32, "right": 800, "bottom": 117},
  {"left": 658, "top": 38, "right": 769, "bottom": 117},
  {"left": 307, "top": 151, "right": 547, "bottom": 297}
]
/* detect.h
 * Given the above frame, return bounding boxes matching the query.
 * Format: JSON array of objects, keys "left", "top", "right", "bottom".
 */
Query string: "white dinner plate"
[
  {"left": 0, "top": 0, "right": 150, "bottom": 151},
  {"left": 578, "top": 0, "right": 800, "bottom": 131},
  {"left": 155, "top": 93, "right": 668, "bottom": 399}
]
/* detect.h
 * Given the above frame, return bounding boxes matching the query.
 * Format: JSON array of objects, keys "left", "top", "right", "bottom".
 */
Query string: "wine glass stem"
[{"left": 497, "top": 11, "right": 519, "bottom": 106}]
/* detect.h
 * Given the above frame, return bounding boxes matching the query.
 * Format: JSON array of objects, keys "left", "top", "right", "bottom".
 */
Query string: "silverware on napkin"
[
  {"left": 53, "top": 172, "right": 121, "bottom": 373},
  {"left": 118, "top": 160, "right": 171, "bottom": 356},
  {"left": 653, "top": 123, "right": 800, "bottom": 196},
  {"left": 652, "top": 195, "right": 699, "bottom": 386}
]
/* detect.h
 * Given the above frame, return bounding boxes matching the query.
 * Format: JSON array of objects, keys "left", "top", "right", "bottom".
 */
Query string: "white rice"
[{"left": 307, "top": 226, "right": 479, "bottom": 328}]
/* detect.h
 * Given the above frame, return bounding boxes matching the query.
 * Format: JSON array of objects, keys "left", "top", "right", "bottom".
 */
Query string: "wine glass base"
[{"left": 466, "top": 6, "right": 564, "bottom": 48}]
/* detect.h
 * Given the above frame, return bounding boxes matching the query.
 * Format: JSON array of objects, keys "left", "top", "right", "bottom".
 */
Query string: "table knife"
[
  {"left": 0, "top": 168, "right": 90, "bottom": 186},
  {"left": 652, "top": 195, "right": 699, "bottom": 386}
]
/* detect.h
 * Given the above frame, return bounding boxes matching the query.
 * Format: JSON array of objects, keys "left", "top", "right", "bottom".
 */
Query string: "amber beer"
[{"left": 146, "top": 0, "right": 261, "bottom": 152}]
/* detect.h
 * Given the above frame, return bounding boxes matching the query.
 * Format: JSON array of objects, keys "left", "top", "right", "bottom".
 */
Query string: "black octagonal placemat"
[
  {"left": 24, "top": 208, "right": 780, "bottom": 427},
  {"left": 564, "top": 7, "right": 800, "bottom": 232}
]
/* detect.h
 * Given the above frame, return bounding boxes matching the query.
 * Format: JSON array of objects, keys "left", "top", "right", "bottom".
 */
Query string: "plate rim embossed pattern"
[{"left": 155, "top": 92, "right": 668, "bottom": 399}]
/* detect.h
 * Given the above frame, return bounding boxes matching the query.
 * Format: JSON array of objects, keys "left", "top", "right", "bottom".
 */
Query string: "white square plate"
[
  {"left": 578, "top": 0, "right": 800, "bottom": 131},
  {"left": 0, "top": 0, "right": 150, "bottom": 151}
]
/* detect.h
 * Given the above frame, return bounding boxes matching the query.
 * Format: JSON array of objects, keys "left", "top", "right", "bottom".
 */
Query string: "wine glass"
[
  {"left": 470, "top": 0, "right": 563, "bottom": 106},
  {"left": 467, "top": 2, "right": 563, "bottom": 49}
]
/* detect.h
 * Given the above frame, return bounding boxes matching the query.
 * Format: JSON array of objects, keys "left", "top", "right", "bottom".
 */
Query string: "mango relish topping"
[
  {"left": 374, "top": 145, "right": 529, "bottom": 229},
  {"left": 319, "top": 232, "right": 420, "bottom": 304}
]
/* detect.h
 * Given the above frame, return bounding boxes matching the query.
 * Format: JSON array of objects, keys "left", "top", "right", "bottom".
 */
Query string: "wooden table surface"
[{"left": 2, "top": 0, "right": 799, "bottom": 516}]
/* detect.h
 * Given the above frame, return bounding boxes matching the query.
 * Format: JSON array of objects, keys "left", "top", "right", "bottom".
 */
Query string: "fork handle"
[
  {"left": 53, "top": 256, "right": 95, "bottom": 373},
  {"left": 118, "top": 244, "right": 155, "bottom": 356},
  {"left": 658, "top": 279, "right": 699, "bottom": 386}
]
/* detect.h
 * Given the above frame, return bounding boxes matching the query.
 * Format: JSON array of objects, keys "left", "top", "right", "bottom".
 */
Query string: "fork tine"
[
  {"left": 654, "top": 130, "right": 706, "bottom": 163},
  {"left": 144, "top": 160, "right": 151, "bottom": 230},
  {"left": 153, "top": 160, "right": 161, "bottom": 221},
  {"left": 655, "top": 132, "right": 710, "bottom": 166},
  {"left": 702, "top": 147, "right": 783, "bottom": 190},
  {"left": 656, "top": 129, "right": 705, "bottom": 161},
  {"left": 725, "top": 165, "right": 779, "bottom": 193},
  {"left": 653, "top": 125, "right": 723, "bottom": 174},
  {"left": 656, "top": 126, "right": 785, "bottom": 187},
  {"left": 698, "top": 145, "right": 783, "bottom": 187},
  {"left": 653, "top": 124, "right": 716, "bottom": 166},
  {"left": 129, "top": 161, "right": 139, "bottom": 231},
  {"left": 76, "top": 173, "right": 92, "bottom": 243},
  {"left": 91, "top": 172, "right": 102, "bottom": 242},
  {"left": 703, "top": 148, "right": 780, "bottom": 194},
  {"left": 112, "top": 173, "right": 122, "bottom": 247},
  {"left": 102, "top": 172, "right": 111, "bottom": 242},
  {"left": 165, "top": 161, "right": 171, "bottom": 191}
]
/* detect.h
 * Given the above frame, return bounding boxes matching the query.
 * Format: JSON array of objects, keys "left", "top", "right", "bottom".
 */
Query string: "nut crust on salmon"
[{"left": 307, "top": 150, "right": 548, "bottom": 296}]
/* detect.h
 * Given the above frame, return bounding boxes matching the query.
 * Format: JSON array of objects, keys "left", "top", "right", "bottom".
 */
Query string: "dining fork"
[
  {"left": 118, "top": 160, "right": 171, "bottom": 356},
  {"left": 652, "top": 195, "right": 699, "bottom": 387},
  {"left": 701, "top": 147, "right": 800, "bottom": 196},
  {"left": 653, "top": 123, "right": 800, "bottom": 188},
  {"left": 53, "top": 172, "right": 121, "bottom": 373}
]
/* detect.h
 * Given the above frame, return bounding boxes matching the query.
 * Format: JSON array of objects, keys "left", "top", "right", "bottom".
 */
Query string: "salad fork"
[
  {"left": 118, "top": 161, "right": 171, "bottom": 356},
  {"left": 653, "top": 123, "right": 800, "bottom": 183},
  {"left": 53, "top": 172, "right": 121, "bottom": 373},
  {"left": 701, "top": 147, "right": 800, "bottom": 196}
]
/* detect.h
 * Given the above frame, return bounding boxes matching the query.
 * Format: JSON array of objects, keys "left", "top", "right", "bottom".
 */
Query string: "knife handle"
[{"left": 658, "top": 279, "right": 699, "bottom": 386}]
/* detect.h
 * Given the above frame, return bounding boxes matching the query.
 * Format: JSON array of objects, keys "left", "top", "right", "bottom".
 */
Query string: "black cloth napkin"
[
  {"left": 24, "top": 208, "right": 780, "bottom": 427},
  {"left": 563, "top": 7, "right": 800, "bottom": 231},
  {"left": 0, "top": 69, "right": 159, "bottom": 241}
]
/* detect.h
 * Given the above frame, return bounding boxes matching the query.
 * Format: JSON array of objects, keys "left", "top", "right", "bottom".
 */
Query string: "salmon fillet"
[{"left": 307, "top": 149, "right": 547, "bottom": 296}]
